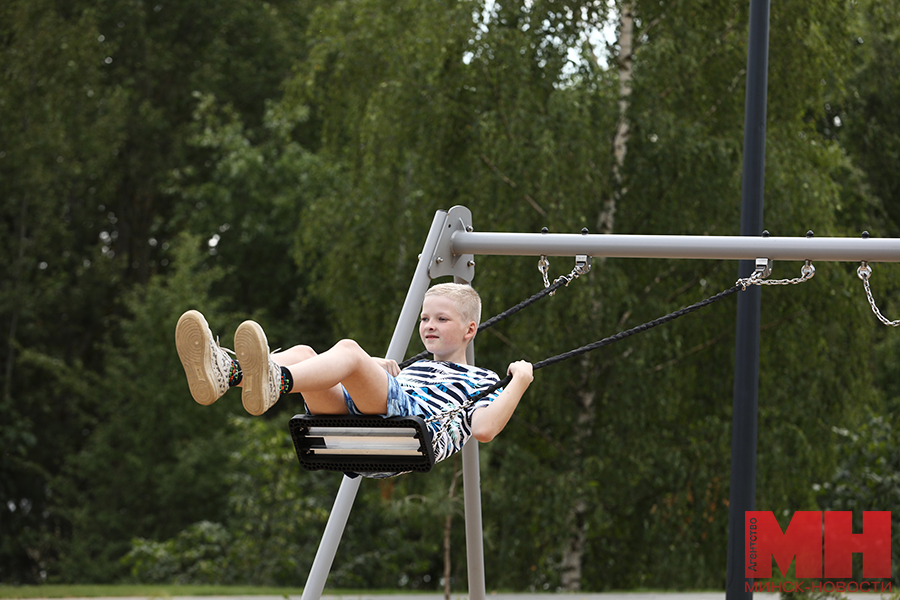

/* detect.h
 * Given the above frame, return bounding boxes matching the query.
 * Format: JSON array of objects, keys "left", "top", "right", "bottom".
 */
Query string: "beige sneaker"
[
  {"left": 175, "top": 310, "right": 234, "bottom": 405},
  {"left": 234, "top": 320, "right": 282, "bottom": 416}
]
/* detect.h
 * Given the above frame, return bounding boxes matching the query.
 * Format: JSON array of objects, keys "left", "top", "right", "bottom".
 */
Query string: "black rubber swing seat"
[{"left": 289, "top": 414, "right": 435, "bottom": 474}]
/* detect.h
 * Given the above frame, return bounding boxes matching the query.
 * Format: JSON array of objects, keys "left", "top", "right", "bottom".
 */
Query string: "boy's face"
[{"left": 419, "top": 294, "right": 477, "bottom": 363}]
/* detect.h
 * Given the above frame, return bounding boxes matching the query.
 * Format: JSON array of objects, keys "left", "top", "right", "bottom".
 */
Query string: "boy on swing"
[{"left": 175, "top": 283, "right": 533, "bottom": 464}]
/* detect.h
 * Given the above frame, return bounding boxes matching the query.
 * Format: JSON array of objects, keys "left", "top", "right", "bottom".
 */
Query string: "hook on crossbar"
[
  {"left": 574, "top": 254, "right": 592, "bottom": 277},
  {"left": 755, "top": 257, "right": 773, "bottom": 279}
]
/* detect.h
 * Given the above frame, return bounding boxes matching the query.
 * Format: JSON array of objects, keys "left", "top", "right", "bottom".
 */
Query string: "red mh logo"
[{"left": 746, "top": 511, "right": 892, "bottom": 579}]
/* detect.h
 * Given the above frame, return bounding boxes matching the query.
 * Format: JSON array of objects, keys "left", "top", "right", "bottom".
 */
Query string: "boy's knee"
[
  {"left": 334, "top": 339, "right": 363, "bottom": 354},
  {"left": 289, "top": 345, "right": 317, "bottom": 359},
  {"left": 334, "top": 339, "right": 370, "bottom": 364},
  {"left": 273, "top": 344, "right": 317, "bottom": 366}
]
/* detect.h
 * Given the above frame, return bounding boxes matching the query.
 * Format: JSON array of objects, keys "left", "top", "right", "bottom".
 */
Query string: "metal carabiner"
[
  {"left": 857, "top": 260, "right": 872, "bottom": 281},
  {"left": 538, "top": 255, "right": 551, "bottom": 289}
]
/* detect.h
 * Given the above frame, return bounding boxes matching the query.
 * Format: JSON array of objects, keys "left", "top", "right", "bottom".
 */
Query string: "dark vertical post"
[{"left": 726, "top": 0, "right": 770, "bottom": 598}]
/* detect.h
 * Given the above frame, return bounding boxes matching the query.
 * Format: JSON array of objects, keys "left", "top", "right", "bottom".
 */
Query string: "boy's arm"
[{"left": 470, "top": 361, "right": 533, "bottom": 443}]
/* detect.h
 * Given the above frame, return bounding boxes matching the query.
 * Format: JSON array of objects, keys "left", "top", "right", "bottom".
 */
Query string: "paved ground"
[
  {"left": 12, "top": 592, "right": 788, "bottom": 600},
  {"left": 14, "top": 594, "right": 888, "bottom": 600},
  {"left": 317, "top": 594, "right": 782, "bottom": 600},
  {"left": 213, "top": 595, "right": 875, "bottom": 600}
]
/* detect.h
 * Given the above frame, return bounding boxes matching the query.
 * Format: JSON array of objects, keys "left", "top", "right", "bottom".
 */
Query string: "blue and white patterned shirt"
[{"left": 397, "top": 360, "right": 503, "bottom": 464}]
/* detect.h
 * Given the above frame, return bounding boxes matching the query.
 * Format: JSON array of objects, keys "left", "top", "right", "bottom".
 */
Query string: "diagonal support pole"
[
  {"left": 299, "top": 474, "right": 361, "bottom": 600},
  {"left": 300, "top": 210, "right": 450, "bottom": 600}
]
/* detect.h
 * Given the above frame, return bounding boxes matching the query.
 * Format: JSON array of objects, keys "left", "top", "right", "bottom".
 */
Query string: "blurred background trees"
[{"left": 2, "top": 0, "right": 900, "bottom": 591}]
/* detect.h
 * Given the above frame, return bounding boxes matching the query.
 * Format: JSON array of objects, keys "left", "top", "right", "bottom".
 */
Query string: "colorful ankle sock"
[
  {"left": 279, "top": 366, "right": 293, "bottom": 395},
  {"left": 228, "top": 359, "right": 243, "bottom": 387}
]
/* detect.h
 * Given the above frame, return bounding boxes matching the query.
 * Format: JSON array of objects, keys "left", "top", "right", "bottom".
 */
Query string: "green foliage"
[
  {"left": 0, "top": 1, "right": 129, "bottom": 579},
  {"left": 3, "top": 0, "right": 900, "bottom": 590},
  {"left": 50, "top": 235, "right": 238, "bottom": 582},
  {"left": 125, "top": 522, "right": 233, "bottom": 585},
  {"left": 817, "top": 414, "right": 900, "bottom": 581},
  {"left": 838, "top": 0, "right": 900, "bottom": 233},
  {"left": 216, "top": 417, "right": 332, "bottom": 585},
  {"left": 0, "top": 0, "right": 319, "bottom": 582},
  {"left": 120, "top": 417, "right": 461, "bottom": 590},
  {"left": 121, "top": 417, "right": 335, "bottom": 586},
  {"left": 166, "top": 91, "right": 337, "bottom": 355}
]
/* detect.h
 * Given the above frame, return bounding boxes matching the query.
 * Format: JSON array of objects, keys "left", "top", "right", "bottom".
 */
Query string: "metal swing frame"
[{"left": 299, "top": 204, "right": 900, "bottom": 600}]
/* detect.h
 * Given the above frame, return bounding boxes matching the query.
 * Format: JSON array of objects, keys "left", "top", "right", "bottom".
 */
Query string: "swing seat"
[{"left": 289, "top": 414, "right": 435, "bottom": 474}]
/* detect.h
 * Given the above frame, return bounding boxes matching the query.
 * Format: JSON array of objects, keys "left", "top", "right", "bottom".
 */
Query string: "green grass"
[
  {"left": 0, "top": 586, "right": 439, "bottom": 599},
  {"left": 0, "top": 586, "right": 310, "bottom": 599}
]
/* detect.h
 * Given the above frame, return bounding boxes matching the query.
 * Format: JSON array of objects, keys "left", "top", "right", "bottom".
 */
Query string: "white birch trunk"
[
  {"left": 561, "top": 3, "right": 635, "bottom": 591},
  {"left": 597, "top": 1, "right": 634, "bottom": 235}
]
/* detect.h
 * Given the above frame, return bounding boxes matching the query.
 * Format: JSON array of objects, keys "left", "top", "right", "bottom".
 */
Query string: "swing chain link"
[
  {"left": 538, "top": 254, "right": 592, "bottom": 296},
  {"left": 736, "top": 259, "right": 816, "bottom": 290},
  {"left": 857, "top": 261, "right": 900, "bottom": 327},
  {"left": 538, "top": 255, "right": 551, "bottom": 289}
]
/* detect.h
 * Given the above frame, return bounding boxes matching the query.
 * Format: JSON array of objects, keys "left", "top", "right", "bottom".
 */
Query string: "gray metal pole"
[
  {"left": 462, "top": 440, "right": 485, "bottom": 599},
  {"left": 727, "top": 0, "right": 770, "bottom": 598},
  {"left": 300, "top": 475, "right": 362, "bottom": 600},
  {"left": 450, "top": 231, "right": 900, "bottom": 262},
  {"left": 461, "top": 341, "right": 486, "bottom": 600},
  {"left": 301, "top": 210, "right": 449, "bottom": 600}
]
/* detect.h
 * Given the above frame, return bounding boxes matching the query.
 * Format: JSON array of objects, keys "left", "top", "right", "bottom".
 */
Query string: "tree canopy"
[{"left": 3, "top": 0, "right": 900, "bottom": 591}]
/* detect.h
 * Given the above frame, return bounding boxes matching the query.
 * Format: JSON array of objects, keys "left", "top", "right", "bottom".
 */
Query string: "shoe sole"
[
  {"left": 175, "top": 310, "right": 220, "bottom": 406},
  {"left": 234, "top": 320, "right": 270, "bottom": 416}
]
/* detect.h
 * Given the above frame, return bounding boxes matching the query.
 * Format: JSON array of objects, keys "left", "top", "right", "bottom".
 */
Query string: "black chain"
[{"left": 434, "top": 283, "right": 744, "bottom": 415}]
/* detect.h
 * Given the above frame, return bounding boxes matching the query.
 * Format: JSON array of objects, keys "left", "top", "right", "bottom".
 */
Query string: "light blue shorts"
[{"left": 306, "top": 372, "right": 418, "bottom": 417}]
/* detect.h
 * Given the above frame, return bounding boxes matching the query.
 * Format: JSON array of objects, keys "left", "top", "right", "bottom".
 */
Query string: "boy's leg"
[
  {"left": 271, "top": 345, "right": 349, "bottom": 415},
  {"left": 235, "top": 321, "right": 389, "bottom": 416},
  {"left": 175, "top": 310, "right": 239, "bottom": 405},
  {"left": 303, "top": 339, "right": 390, "bottom": 414}
]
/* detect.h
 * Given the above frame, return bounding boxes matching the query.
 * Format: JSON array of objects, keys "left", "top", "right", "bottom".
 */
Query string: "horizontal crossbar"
[{"left": 450, "top": 231, "right": 900, "bottom": 262}]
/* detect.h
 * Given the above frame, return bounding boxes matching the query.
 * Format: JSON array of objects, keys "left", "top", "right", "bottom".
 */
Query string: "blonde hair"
[{"left": 424, "top": 283, "right": 482, "bottom": 326}]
